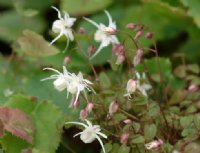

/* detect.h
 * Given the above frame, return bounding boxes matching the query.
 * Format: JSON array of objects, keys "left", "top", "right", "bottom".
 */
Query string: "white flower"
[
  {"left": 3, "top": 88, "right": 13, "bottom": 97},
  {"left": 84, "top": 10, "right": 119, "bottom": 59},
  {"left": 65, "top": 119, "right": 107, "bottom": 153},
  {"left": 50, "top": 6, "right": 76, "bottom": 45},
  {"left": 136, "top": 72, "right": 152, "bottom": 97},
  {"left": 124, "top": 79, "right": 137, "bottom": 98},
  {"left": 41, "top": 66, "right": 94, "bottom": 106}
]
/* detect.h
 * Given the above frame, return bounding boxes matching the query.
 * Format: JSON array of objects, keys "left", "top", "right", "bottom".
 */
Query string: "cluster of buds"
[
  {"left": 112, "top": 44, "right": 126, "bottom": 65},
  {"left": 80, "top": 102, "right": 95, "bottom": 120}
]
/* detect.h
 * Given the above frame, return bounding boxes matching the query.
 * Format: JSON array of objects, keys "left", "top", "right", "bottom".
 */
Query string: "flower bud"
[
  {"left": 103, "top": 27, "right": 117, "bottom": 35},
  {"left": 88, "top": 45, "right": 96, "bottom": 55},
  {"left": 120, "top": 133, "right": 129, "bottom": 145},
  {"left": 109, "top": 101, "right": 119, "bottom": 115},
  {"left": 112, "top": 44, "right": 125, "bottom": 56},
  {"left": 145, "top": 139, "right": 164, "bottom": 150},
  {"left": 116, "top": 53, "right": 125, "bottom": 65},
  {"left": 79, "top": 27, "right": 85, "bottom": 34},
  {"left": 126, "top": 79, "right": 137, "bottom": 94},
  {"left": 63, "top": 55, "right": 71, "bottom": 64},
  {"left": 145, "top": 32, "right": 154, "bottom": 39},
  {"left": 86, "top": 102, "right": 94, "bottom": 113},
  {"left": 134, "top": 30, "right": 143, "bottom": 39},
  {"left": 126, "top": 23, "right": 136, "bottom": 30},
  {"left": 188, "top": 84, "right": 198, "bottom": 92},
  {"left": 53, "top": 77, "right": 68, "bottom": 91},
  {"left": 123, "top": 119, "right": 132, "bottom": 124},
  {"left": 80, "top": 109, "right": 88, "bottom": 121},
  {"left": 133, "top": 48, "right": 143, "bottom": 66}
]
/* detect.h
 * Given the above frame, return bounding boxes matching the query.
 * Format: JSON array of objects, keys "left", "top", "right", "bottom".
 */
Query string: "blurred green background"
[{"left": 0, "top": 0, "right": 200, "bottom": 152}]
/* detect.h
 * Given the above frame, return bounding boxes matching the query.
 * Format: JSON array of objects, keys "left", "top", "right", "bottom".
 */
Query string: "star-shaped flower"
[
  {"left": 50, "top": 6, "right": 76, "bottom": 45},
  {"left": 65, "top": 119, "right": 107, "bottom": 153},
  {"left": 84, "top": 10, "right": 119, "bottom": 59},
  {"left": 41, "top": 66, "right": 94, "bottom": 106}
]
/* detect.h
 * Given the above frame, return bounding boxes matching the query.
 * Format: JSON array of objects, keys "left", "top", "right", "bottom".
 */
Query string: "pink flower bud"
[
  {"left": 188, "top": 84, "right": 198, "bottom": 92},
  {"left": 126, "top": 79, "right": 137, "bottom": 94},
  {"left": 123, "top": 119, "right": 132, "bottom": 124},
  {"left": 116, "top": 53, "right": 125, "bottom": 65},
  {"left": 69, "top": 97, "right": 79, "bottom": 109},
  {"left": 134, "top": 30, "right": 143, "bottom": 39},
  {"left": 88, "top": 45, "right": 96, "bottom": 55},
  {"left": 112, "top": 44, "right": 125, "bottom": 56},
  {"left": 80, "top": 109, "right": 88, "bottom": 121},
  {"left": 86, "top": 102, "right": 94, "bottom": 113},
  {"left": 120, "top": 133, "right": 129, "bottom": 145},
  {"left": 109, "top": 101, "right": 119, "bottom": 115},
  {"left": 133, "top": 48, "right": 143, "bottom": 66},
  {"left": 63, "top": 55, "right": 71, "bottom": 64},
  {"left": 79, "top": 27, "right": 85, "bottom": 34},
  {"left": 145, "top": 32, "right": 154, "bottom": 39},
  {"left": 103, "top": 27, "right": 117, "bottom": 35},
  {"left": 145, "top": 139, "right": 164, "bottom": 150},
  {"left": 126, "top": 23, "right": 136, "bottom": 29}
]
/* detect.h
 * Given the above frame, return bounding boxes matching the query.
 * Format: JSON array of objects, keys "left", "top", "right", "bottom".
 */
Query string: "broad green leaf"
[
  {"left": 194, "top": 114, "right": 200, "bottom": 129},
  {"left": 60, "top": 0, "right": 113, "bottom": 15},
  {"left": 4, "top": 95, "right": 63, "bottom": 153},
  {"left": 99, "top": 72, "right": 111, "bottom": 89},
  {"left": 118, "top": 145, "right": 130, "bottom": 153},
  {"left": 184, "top": 143, "right": 200, "bottom": 153},
  {"left": 181, "top": 0, "right": 200, "bottom": 28},
  {"left": 181, "top": 128, "right": 196, "bottom": 137},
  {"left": 0, "top": 11, "right": 44, "bottom": 42},
  {"left": 144, "top": 124, "right": 157, "bottom": 141},
  {"left": 168, "top": 89, "right": 187, "bottom": 105},
  {"left": 0, "top": 133, "right": 30, "bottom": 153},
  {"left": 131, "top": 134, "right": 145, "bottom": 144},
  {"left": 17, "top": 30, "right": 59, "bottom": 57},
  {"left": 180, "top": 116, "right": 193, "bottom": 128}
]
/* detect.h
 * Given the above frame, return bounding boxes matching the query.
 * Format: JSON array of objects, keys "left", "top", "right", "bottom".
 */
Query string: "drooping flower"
[
  {"left": 50, "top": 6, "right": 76, "bottom": 45},
  {"left": 136, "top": 72, "right": 152, "bottom": 97},
  {"left": 124, "top": 78, "right": 137, "bottom": 98},
  {"left": 65, "top": 120, "right": 107, "bottom": 153},
  {"left": 84, "top": 10, "right": 119, "bottom": 59},
  {"left": 41, "top": 66, "right": 94, "bottom": 106},
  {"left": 145, "top": 139, "right": 163, "bottom": 150},
  {"left": 108, "top": 101, "right": 119, "bottom": 116}
]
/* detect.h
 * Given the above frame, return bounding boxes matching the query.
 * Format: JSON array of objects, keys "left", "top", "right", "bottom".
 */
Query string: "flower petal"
[{"left": 95, "top": 135, "right": 106, "bottom": 153}]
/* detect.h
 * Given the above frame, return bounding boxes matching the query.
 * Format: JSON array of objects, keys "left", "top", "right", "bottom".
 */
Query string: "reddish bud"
[
  {"left": 63, "top": 55, "right": 71, "bottom": 64},
  {"left": 188, "top": 84, "right": 198, "bottom": 92},
  {"left": 133, "top": 48, "right": 143, "bottom": 66},
  {"left": 145, "top": 139, "right": 164, "bottom": 150},
  {"left": 123, "top": 119, "right": 132, "bottom": 124},
  {"left": 112, "top": 44, "right": 125, "bottom": 56},
  {"left": 109, "top": 101, "right": 119, "bottom": 115},
  {"left": 80, "top": 109, "right": 88, "bottom": 121},
  {"left": 88, "top": 45, "right": 96, "bottom": 55},
  {"left": 126, "top": 23, "right": 136, "bottom": 30},
  {"left": 134, "top": 30, "right": 143, "bottom": 39},
  {"left": 86, "top": 102, "right": 94, "bottom": 113},
  {"left": 79, "top": 27, "right": 85, "bottom": 34},
  {"left": 120, "top": 133, "right": 129, "bottom": 145},
  {"left": 116, "top": 53, "right": 125, "bottom": 65},
  {"left": 145, "top": 32, "right": 154, "bottom": 39}
]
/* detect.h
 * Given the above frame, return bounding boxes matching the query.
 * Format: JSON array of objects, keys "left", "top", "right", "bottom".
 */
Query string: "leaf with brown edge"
[{"left": 0, "top": 107, "right": 34, "bottom": 144}]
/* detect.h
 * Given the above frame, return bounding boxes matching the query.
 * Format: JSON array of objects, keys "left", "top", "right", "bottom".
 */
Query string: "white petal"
[
  {"left": 104, "top": 10, "right": 114, "bottom": 28},
  {"left": 49, "top": 32, "right": 63, "bottom": 45},
  {"left": 52, "top": 6, "right": 62, "bottom": 20},
  {"left": 110, "top": 35, "right": 119, "bottom": 44},
  {"left": 85, "top": 119, "right": 93, "bottom": 127},
  {"left": 73, "top": 132, "right": 83, "bottom": 137},
  {"left": 65, "top": 17, "right": 76, "bottom": 28},
  {"left": 83, "top": 17, "right": 100, "bottom": 29},
  {"left": 90, "top": 42, "right": 105, "bottom": 59},
  {"left": 63, "top": 29, "right": 74, "bottom": 41},
  {"left": 43, "top": 67, "right": 62, "bottom": 74},
  {"left": 95, "top": 135, "right": 106, "bottom": 153},
  {"left": 96, "top": 131, "right": 107, "bottom": 139},
  {"left": 52, "top": 20, "right": 63, "bottom": 33}
]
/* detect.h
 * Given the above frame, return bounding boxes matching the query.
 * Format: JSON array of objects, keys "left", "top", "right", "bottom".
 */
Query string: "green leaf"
[
  {"left": 184, "top": 143, "right": 200, "bottom": 153},
  {"left": 194, "top": 114, "right": 200, "bottom": 129},
  {"left": 168, "top": 89, "right": 187, "bottom": 105},
  {"left": 17, "top": 30, "right": 59, "bottom": 57},
  {"left": 181, "top": 128, "right": 197, "bottom": 137},
  {"left": 60, "top": 0, "right": 113, "bottom": 15},
  {"left": 99, "top": 72, "right": 111, "bottom": 89},
  {"left": 4, "top": 95, "right": 63, "bottom": 153},
  {"left": 131, "top": 134, "right": 145, "bottom": 144},
  {"left": 118, "top": 145, "right": 130, "bottom": 153},
  {"left": 181, "top": 0, "right": 200, "bottom": 28},
  {"left": 134, "top": 96, "right": 148, "bottom": 106},
  {"left": 0, "top": 133, "right": 30, "bottom": 153},
  {"left": 180, "top": 116, "right": 193, "bottom": 128},
  {"left": 144, "top": 124, "right": 157, "bottom": 141}
]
